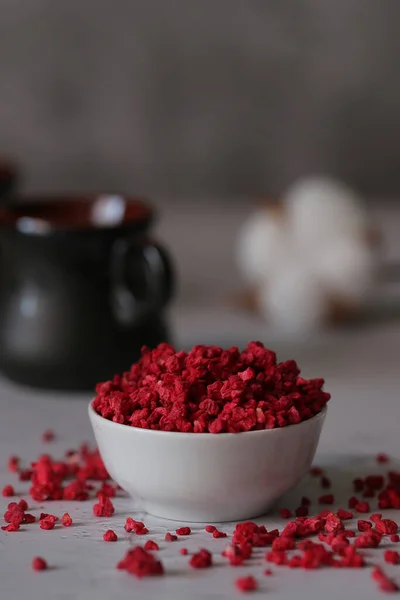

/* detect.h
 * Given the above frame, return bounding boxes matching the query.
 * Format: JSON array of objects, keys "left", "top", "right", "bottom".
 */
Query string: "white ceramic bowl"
[{"left": 89, "top": 403, "right": 326, "bottom": 523}]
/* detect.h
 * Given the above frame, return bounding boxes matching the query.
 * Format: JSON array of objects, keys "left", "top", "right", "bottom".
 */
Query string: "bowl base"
[{"left": 141, "top": 500, "right": 275, "bottom": 524}]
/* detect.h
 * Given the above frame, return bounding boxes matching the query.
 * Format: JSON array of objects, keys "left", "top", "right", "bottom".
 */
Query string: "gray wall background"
[{"left": 1, "top": 1, "right": 400, "bottom": 199}]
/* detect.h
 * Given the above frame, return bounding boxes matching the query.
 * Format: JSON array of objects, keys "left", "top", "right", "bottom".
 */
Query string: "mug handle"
[{"left": 110, "top": 237, "right": 174, "bottom": 325}]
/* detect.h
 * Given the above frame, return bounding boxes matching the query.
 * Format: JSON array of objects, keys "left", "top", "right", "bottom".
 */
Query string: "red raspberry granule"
[
  {"left": 377, "top": 453, "right": 389, "bottom": 464},
  {"left": 41, "top": 430, "right": 55, "bottom": 443},
  {"left": 1, "top": 523, "right": 20, "bottom": 532},
  {"left": 319, "top": 494, "right": 334, "bottom": 505},
  {"left": 384, "top": 550, "right": 400, "bottom": 565},
  {"left": 235, "top": 575, "right": 258, "bottom": 592},
  {"left": 8, "top": 456, "right": 20, "bottom": 473},
  {"left": 165, "top": 532, "right": 178, "bottom": 542},
  {"left": 144, "top": 540, "right": 159, "bottom": 551},
  {"left": 117, "top": 546, "right": 164, "bottom": 577},
  {"left": 365, "top": 475, "right": 384, "bottom": 490},
  {"left": 264, "top": 569, "right": 273, "bottom": 575},
  {"left": 2, "top": 485, "right": 15, "bottom": 497},
  {"left": 372, "top": 566, "right": 398, "bottom": 592},
  {"left": 354, "top": 530, "right": 382, "bottom": 548},
  {"left": 103, "top": 530, "right": 118, "bottom": 542},
  {"left": 39, "top": 515, "right": 57, "bottom": 530},
  {"left": 92, "top": 342, "right": 330, "bottom": 433},
  {"left": 280, "top": 508, "right": 292, "bottom": 519},
  {"left": 32, "top": 557, "right": 47, "bottom": 571},
  {"left": 295, "top": 506, "right": 309, "bottom": 517},
  {"left": 321, "top": 477, "right": 331, "bottom": 489},
  {"left": 93, "top": 494, "right": 115, "bottom": 518},
  {"left": 124, "top": 518, "right": 148, "bottom": 535},
  {"left": 390, "top": 534, "right": 400, "bottom": 543},
  {"left": 310, "top": 467, "right": 323, "bottom": 476},
  {"left": 24, "top": 514, "right": 36, "bottom": 524},
  {"left": 376, "top": 519, "right": 399, "bottom": 536},
  {"left": 348, "top": 496, "right": 359, "bottom": 509},
  {"left": 233, "top": 522, "right": 278, "bottom": 548},
  {"left": 357, "top": 520, "right": 372, "bottom": 532},
  {"left": 370, "top": 513, "right": 383, "bottom": 523},
  {"left": 98, "top": 482, "right": 116, "bottom": 498},
  {"left": 189, "top": 549, "right": 212, "bottom": 569},
  {"left": 353, "top": 478, "right": 364, "bottom": 492},
  {"left": 61, "top": 513, "right": 73, "bottom": 527},
  {"left": 40, "top": 512, "right": 58, "bottom": 521},
  {"left": 355, "top": 501, "right": 370, "bottom": 513},
  {"left": 180, "top": 548, "right": 188, "bottom": 555},
  {"left": 176, "top": 527, "right": 191, "bottom": 536},
  {"left": 213, "top": 530, "right": 227, "bottom": 539},
  {"left": 4, "top": 502, "right": 25, "bottom": 525},
  {"left": 19, "top": 469, "right": 33, "bottom": 481},
  {"left": 222, "top": 543, "right": 252, "bottom": 565},
  {"left": 205, "top": 525, "right": 217, "bottom": 533},
  {"left": 18, "top": 499, "right": 28, "bottom": 511},
  {"left": 337, "top": 509, "right": 353, "bottom": 520}
]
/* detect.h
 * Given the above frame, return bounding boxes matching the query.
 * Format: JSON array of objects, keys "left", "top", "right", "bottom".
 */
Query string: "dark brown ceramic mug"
[{"left": 0, "top": 194, "right": 174, "bottom": 390}]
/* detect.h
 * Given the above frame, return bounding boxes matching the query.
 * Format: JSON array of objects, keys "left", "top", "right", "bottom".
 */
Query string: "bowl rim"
[{"left": 88, "top": 401, "right": 327, "bottom": 440}]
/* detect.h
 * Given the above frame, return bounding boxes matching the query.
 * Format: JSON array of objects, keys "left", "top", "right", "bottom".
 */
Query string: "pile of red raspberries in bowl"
[{"left": 92, "top": 341, "right": 330, "bottom": 433}]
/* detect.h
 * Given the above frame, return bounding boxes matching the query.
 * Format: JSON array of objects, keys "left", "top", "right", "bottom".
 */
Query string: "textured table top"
[{"left": 1, "top": 203, "right": 400, "bottom": 598}]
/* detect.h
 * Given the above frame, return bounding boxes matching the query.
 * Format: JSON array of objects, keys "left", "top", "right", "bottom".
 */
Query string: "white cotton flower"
[
  {"left": 259, "top": 261, "right": 327, "bottom": 337},
  {"left": 283, "top": 177, "right": 368, "bottom": 251},
  {"left": 315, "top": 237, "right": 375, "bottom": 303},
  {"left": 236, "top": 209, "right": 288, "bottom": 284}
]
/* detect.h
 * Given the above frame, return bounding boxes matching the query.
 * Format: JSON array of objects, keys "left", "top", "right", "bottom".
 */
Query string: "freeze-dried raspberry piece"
[
  {"left": 355, "top": 501, "right": 369, "bottom": 513},
  {"left": 310, "top": 467, "right": 323, "bottom": 476},
  {"left": 372, "top": 566, "right": 398, "bottom": 592},
  {"left": 144, "top": 540, "right": 159, "bottom": 551},
  {"left": 124, "top": 518, "right": 148, "bottom": 534},
  {"left": 117, "top": 547, "right": 164, "bottom": 577},
  {"left": 235, "top": 575, "right": 258, "bottom": 592},
  {"left": 376, "top": 453, "right": 389, "bottom": 464},
  {"left": 280, "top": 508, "right": 292, "bottom": 519},
  {"left": 18, "top": 499, "right": 28, "bottom": 511},
  {"left": 180, "top": 548, "right": 188, "bottom": 556},
  {"left": 384, "top": 550, "right": 400, "bottom": 565},
  {"left": 375, "top": 519, "right": 399, "bottom": 536},
  {"left": 4, "top": 503, "right": 24, "bottom": 525},
  {"left": 165, "top": 532, "right": 177, "bottom": 542},
  {"left": 337, "top": 509, "right": 353, "bottom": 520},
  {"left": 42, "top": 430, "right": 55, "bottom": 443},
  {"left": 2, "top": 485, "right": 15, "bottom": 497},
  {"left": 8, "top": 456, "right": 20, "bottom": 473},
  {"left": 98, "top": 482, "right": 116, "bottom": 498},
  {"left": 357, "top": 520, "right": 372, "bottom": 532},
  {"left": 93, "top": 494, "right": 114, "bottom": 518},
  {"left": 370, "top": 513, "right": 382, "bottom": 523},
  {"left": 2, "top": 523, "right": 20, "bottom": 532},
  {"left": 176, "top": 527, "right": 191, "bottom": 536},
  {"left": 32, "top": 557, "right": 47, "bottom": 571},
  {"left": 319, "top": 494, "right": 334, "bottom": 505},
  {"left": 213, "top": 530, "right": 227, "bottom": 539},
  {"left": 354, "top": 530, "right": 382, "bottom": 548},
  {"left": 24, "top": 514, "right": 36, "bottom": 524},
  {"left": 39, "top": 515, "right": 57, "bottom": 530},
  {"left": 189, "top": 549, "right": 212, "bottom": 568},
  {"left": 103, "top": 530, "right": 118, "bottom": 542},
  {"left": 61, "top": 513, "right": 73, "bottom": 527},
  {"left": 205, "top": 525, "right": 217, "bottom": 533}
]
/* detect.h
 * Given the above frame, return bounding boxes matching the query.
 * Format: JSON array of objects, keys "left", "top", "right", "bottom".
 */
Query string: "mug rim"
[{"left": 0, "top": 193, "right": 153, "bottom": 235}]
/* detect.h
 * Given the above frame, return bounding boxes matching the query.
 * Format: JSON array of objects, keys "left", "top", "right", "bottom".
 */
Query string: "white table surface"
[{"left": 1, "top": 202, "right": 400, "bottom": 599}]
